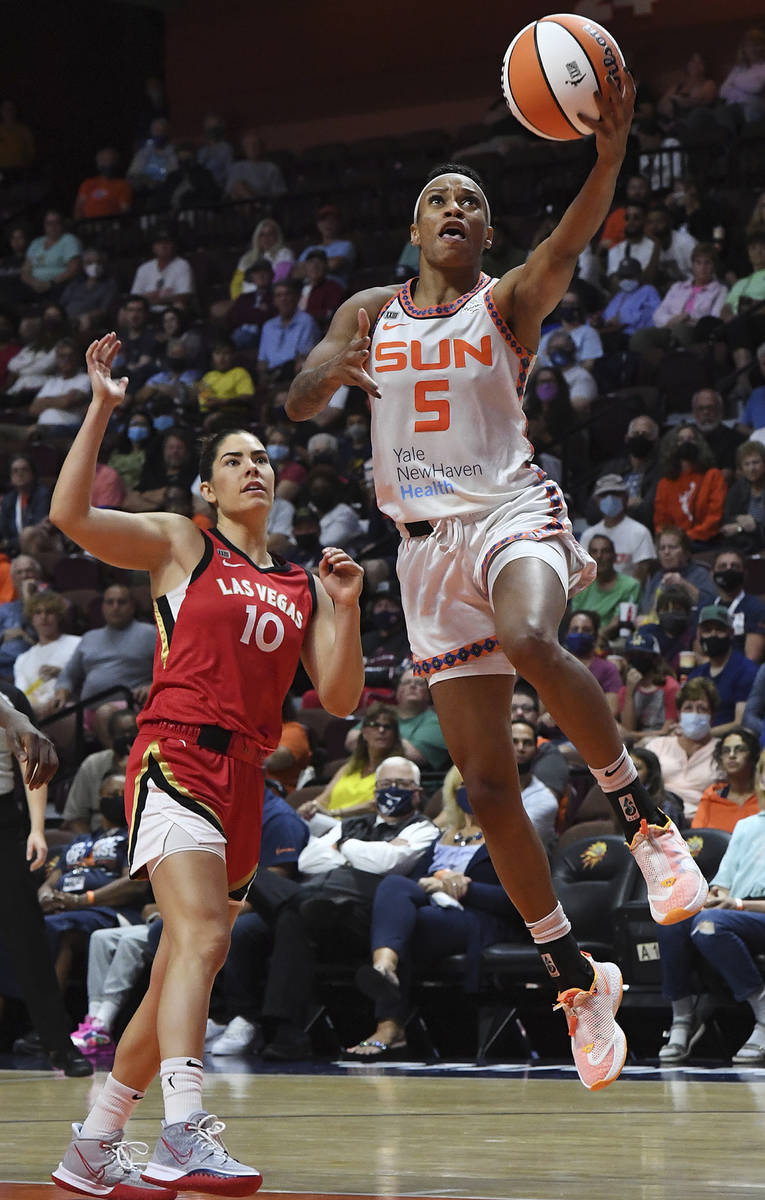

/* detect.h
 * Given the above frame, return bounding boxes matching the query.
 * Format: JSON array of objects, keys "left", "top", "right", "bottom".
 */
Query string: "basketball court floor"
[{"left": 1, "top": 1052, "right": 763, "bottom": 1200}]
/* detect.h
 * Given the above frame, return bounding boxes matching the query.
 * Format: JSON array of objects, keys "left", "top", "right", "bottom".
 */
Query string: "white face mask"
[
  {"left": 240, "top": 280, "right": 257, "bottom": 293},
  {"left": 680, "top": 711, "right": 711, "bottom": 741},
  {"left": 84, "top": 262, "right": 103, "bottom": 279}
]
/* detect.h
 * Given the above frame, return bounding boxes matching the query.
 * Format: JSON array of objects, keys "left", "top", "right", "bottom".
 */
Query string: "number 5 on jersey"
[{"left": 414, "top": 379, "right": 450, "bottom": 432}]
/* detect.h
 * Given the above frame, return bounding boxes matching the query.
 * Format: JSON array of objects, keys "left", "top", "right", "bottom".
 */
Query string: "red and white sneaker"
[
  {"left": 629, "top": 818, "right": 708, "bottom": 926},
  {"left": 554, "top": 955, "right": 626, "bottom": 1091}
]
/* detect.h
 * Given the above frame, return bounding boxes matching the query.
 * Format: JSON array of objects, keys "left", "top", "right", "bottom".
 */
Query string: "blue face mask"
[
  {"left": 127, "top": 426, "right": 149, "bottom": 443},
  {"left": 455, "top": 785, "right": 472, "bottom": 814},
  {"left": 375, "top": 785, "right": 416, "bottom": 818},
  {"left": 153, "top": 414, "right": 174, "bottom": 433},
  {"left": 267, "top": 443, "right": 289, "bottom": 463},
  {"left": 619, "top": 278, "right": 640, "bottom": 293},
  {"left": 565, "top": 631, "right": 595, "bottom": 656},
  {"left": 599, "top": 495, "right": 624, "bottom": 518}
]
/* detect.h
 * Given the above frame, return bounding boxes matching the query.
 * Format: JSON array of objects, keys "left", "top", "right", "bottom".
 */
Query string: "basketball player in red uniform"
[
  {"left": 50, "top": 333, "right": 364, "bottom": 1197},
  {"left": 287, "top": 74, "right": 707, "bottom": 1090}
]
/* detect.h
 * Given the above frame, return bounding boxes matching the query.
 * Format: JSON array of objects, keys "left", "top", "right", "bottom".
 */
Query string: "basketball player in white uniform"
[{"left": 287, "top": 73, "right": 707, "bottom": 1089}]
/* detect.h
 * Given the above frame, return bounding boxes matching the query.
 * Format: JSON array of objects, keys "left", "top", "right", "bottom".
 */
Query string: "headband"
[{"left": 412, "top": 174, "right": 491, "bottom": 226}]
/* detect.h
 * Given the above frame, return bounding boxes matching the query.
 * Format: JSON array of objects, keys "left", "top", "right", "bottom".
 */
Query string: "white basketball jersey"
[{"left": 369, "top": 273, "right": 536, "bottom": 523}]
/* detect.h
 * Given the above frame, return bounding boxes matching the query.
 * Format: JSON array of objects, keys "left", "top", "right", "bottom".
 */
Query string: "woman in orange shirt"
[
  {"left": 693, "top": 726, "right": 760, "bottom": 831},
  {"left": 654, "top": 423, "right": 726, "bottom": 547}
]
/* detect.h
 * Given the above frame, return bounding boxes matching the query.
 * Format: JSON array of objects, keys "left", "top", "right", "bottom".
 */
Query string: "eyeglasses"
[{"left": 364, "top": 722, "right": 395, "bottom": 732}]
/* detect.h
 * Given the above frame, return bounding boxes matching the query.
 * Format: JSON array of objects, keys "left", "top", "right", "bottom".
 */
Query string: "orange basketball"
[{"left": 501, "top": 13, "right": 626, "bottom": 141}]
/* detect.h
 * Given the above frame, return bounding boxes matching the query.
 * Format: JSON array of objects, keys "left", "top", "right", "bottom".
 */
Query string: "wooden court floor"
[{"left": 1, "top": 1063, "right": 764, "bottom": 1200}]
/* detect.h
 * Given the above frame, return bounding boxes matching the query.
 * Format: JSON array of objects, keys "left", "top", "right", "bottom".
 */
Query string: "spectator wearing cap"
[
  {"left": 692, "top": 727, "right": 760, "bottom": 832},
  {"left": 599, "top": 258, "right": 661, "bottom": 343},
  {"left": 130, "top": 229, "right": 194, "bottom": 312},
  {"left": 295, "top": 205, "right": 356, "bottom": 287},
  {"left": 228, "top": 259, "right": 276, "bottom": 349},
  {"left": 619, "top": 631, "right": 680, "bottom": 739},
  {"left": 258, "top": 279, "right": 320, "bottom": 384},
  {"left": 710, "top": 548, "right": 765, "bottom": 662},
  {"left": 224, "top": 131, "right": 286, "bottom": 201},
  {"left": 687, "top": 605, "right": 758, "bottom": 732},
  {"left": 362, "top": 582, "right": 410, "bottom": 670},
  {"left": 579, "top": 475, "right": 656, "bottom": 583},
  {"left": 537, "top": 290, "right": 603, "bottom": 371},
  {"left": 571, "top": 534, "right": 641, "bottom": 638},
  {"left": 74, "top": 148, "right": 132, "bottom": 220},
  {"left": 298, "top": 249, "right": 346, "bottom": 331},
  {"left": 720, "top": 440, "right": 765, "bottom": 552},
  {"left": 653, "top": 423, "right": 727, "bottom": 548}
]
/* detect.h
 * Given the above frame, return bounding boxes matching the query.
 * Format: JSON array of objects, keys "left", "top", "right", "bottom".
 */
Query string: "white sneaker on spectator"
[
  {"left": 205, "top": 1018, "right": 228, "bottom": 1044},
  {"left": 209, "top": 1016, "right": 258, "bottom": 1055}
]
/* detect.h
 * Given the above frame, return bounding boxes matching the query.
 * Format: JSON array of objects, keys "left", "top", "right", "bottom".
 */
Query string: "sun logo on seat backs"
[
  {"left": 580, "top": 841, "right": 607, "bottom": 870},
  {"left": 685, "top": 836, "right": 704, "bottom": 858}
]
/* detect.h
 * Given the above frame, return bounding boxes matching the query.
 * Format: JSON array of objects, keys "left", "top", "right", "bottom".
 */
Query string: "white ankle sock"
[
  {"left": 589, "top": 748, "right": 637, "bottom": 794},
  {"left": 525, "top": 902, "right": 571, "bottom": 944},
  {"left": 671, "top": 996, "right": 695, "bottom": 1022},
  {"left": 746, "top": 987, "right": 765, "bottom": 1025},
  {"left": 81, "top": 1073, "right": 145, "bottom": 1138},
  {"left": 160, "top": 1056, "right": 204, "bottom": 1125}
]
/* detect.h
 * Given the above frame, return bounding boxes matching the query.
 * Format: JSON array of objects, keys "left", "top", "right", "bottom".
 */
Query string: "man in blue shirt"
[
  {"left": 257, "top": 279, "right": 319, "bottom": 384},
  {"left": 688, "top": 604, "right": 758, "bottom": 730}
]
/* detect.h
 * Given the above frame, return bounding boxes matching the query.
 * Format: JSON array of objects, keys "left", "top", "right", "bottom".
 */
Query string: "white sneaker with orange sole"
[
  {"left": 554, "top": 955, "right": 626, "bottom": 1091},
  {"left": 629, "top": 818, "right": 708, "bottom": 925}
]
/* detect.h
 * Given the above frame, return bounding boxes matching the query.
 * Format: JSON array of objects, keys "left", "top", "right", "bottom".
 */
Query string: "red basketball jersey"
[{"left": 139, "top": 528, "right": 316, "bottom": 755}]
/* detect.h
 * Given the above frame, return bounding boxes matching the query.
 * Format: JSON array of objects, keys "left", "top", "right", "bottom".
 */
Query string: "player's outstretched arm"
[
  {"left": 50, "top": 333, "right": 200, "bottom": 573},
  {"left": 495, "top": 71, "right": 635, "bottom": 349},
  {"left": 286, "top": 288, "right": 394, "bottom": 421},
  {"left": 301, "top": 547, "right": 365, "bottom": 716}
]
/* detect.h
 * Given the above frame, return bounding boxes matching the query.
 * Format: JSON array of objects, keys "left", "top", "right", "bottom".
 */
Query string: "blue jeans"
[{"left": 658, "top": 908, "right": 765, "bottom": 1003}]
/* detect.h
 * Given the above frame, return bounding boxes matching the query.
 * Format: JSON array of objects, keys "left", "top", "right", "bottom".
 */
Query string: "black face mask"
[
  {"left": 700, "top": 634, "right": 731, "bottom": 659},
  {"left": 112, "top": 734, "right": 134, "bottom": 757},
  {"left": 375, "top": 785, "right": 415, "bottom": 818},
  {"left": 517, "top": 759, "right": 532, "bottom": 775},
  {"left": 559, "top": 305, "right": 581, "bottom": 323},
  {"left": 713, "top": 568, "right": 744, "bottom": 593},
  {"left": 658, "top": 612, "right": 688, "bottom": 636},
  {"left": 100, "top": 794, "right": 126, "bottom": 827},
  {"left": 625, "top": 434, "right": 655, "bottom": 458},
  {"left": 626, "top": 653, "right": 655, "bottom": 675},
  {"left": 373, "top": 610, "right": 400, "bottom": 632},
  {"left": 677, "top": 441, "right": 700, "bottom": 462},
  {"left": 294, "top": 532, "right": 319, "bottom": 550}
]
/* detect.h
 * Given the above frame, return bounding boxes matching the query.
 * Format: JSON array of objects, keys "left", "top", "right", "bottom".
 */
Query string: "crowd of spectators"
[{"left": 2, "top": 27, "right": 765, "bottom": 1067}]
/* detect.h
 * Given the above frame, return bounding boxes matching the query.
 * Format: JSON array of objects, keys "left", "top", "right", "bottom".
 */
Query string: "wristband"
[
  {"left": 735, "top": 897, "right": 744, "bottom": 910},
  {"left": 86, "top": 890, "right": 95, "bottom": 905}
]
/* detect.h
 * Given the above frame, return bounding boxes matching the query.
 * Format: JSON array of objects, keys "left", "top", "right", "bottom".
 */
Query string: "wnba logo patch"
[{"left": 541, "top": 953, "right": 560, "bottom": 978}]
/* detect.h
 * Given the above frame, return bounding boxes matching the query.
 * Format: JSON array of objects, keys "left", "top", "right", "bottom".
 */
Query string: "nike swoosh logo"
[
  {"left": 75, "top": 1146, "right": 105, "bottom": 1180},
  {"left": 222, "top": 561, "right": 245, "bottom": 568},
  {"left": 382, "top": 321, "right": 405, "bottom": 329},
  {"left": 603, "top": 754, "right": 626, "bottom": 778},
  {"left": 161, "top": 1137, "right": 193, "bottom": 1165}
]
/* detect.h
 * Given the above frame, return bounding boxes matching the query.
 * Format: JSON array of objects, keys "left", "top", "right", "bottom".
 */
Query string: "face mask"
[
  {"left": 536, "top": 381, "right": 558, "bottom": 402},
  {"left": 294, "top": 532, "right": 318, "bottom": 550},
  {"left": 267, "top": 443, "right": 289, "bottom": 463},
  {"left": 153, "top": 414, "right": 174, "bottom": 433},
  {"left": 373, "top": 610, "right": 400, "bottom": 632},
  {"left": 100, "top": 794, "right": 126, "bottom": 826},
  {"left": 455, "top": 785, "right": 472, "bottom": 814},
  {"left": 565, "top": 631, "right": 595, "bottom": 656},
  {"left": 517, "top": 759, "right": 532, "bottom": 775},
  {"left": 127, "top": 426, "right": 149, "bottom": 443},
  {"left": 375, "top": 785, "right": 415, "bottom": 817},
  {"left": 311, "top": 451, "right": 335, "bottom": 466},
  {"left": 241, "top": 280, "right": 257, "bottom": 293},
  {"left": 84, "top": 262, "right": 103, "bottom": 279},
  {"left": 112, "top": 734, "right": 134, "bottom": 757},
  {"left": 713, "top": 568, "right": 744, "bottom": 593},
  {"left": 347, "top": 424, "right": 368, "bottom": 444},
  {"left": 680, "top": 711, "right": 711, "bottom": 741},
  {"left": 44, "top": 316, "right": 63, "bottom": 331},
  {"left": 658, "top": 611, "right": 688, "bottom": 636},
  {"left": 700, "top": 634, "right": 731, "bottom": 658},
  {"left": 677, "top": 441, "right": 699, "bottom": 461},
  {"left": 550, "top": 350, "right": 572, "bottom": 368},
  {"left": 599, "top": 495, "right": 624, "bottom": 518},
  {"left": 619, "top": 278, "right": 640, "bottom": 292},
  {"left": 559, "top": 305, "right": 581, "bottom": 323},
  {"left": 206, "top": 124, "right": 224, "bottom": 140},
  {"left": 625, "top": 434, "right": 655, "bottom": 458},
  {"left": 626, "top": 653, "right": 655, "bottom": 674}
]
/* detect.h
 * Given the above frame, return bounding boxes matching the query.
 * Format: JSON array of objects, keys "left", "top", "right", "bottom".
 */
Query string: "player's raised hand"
[
  {"left": 578, "top": 69, "right": 636, "bottom": 167},
  {"left": 85, "top": 332, "right": 129, "bottom": 411},
  {"left": 318, "top": 546, "right": 364, "bottom": 607},
  {"left": 329, "top": 307, "right": 381, "bottom": 399}
]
